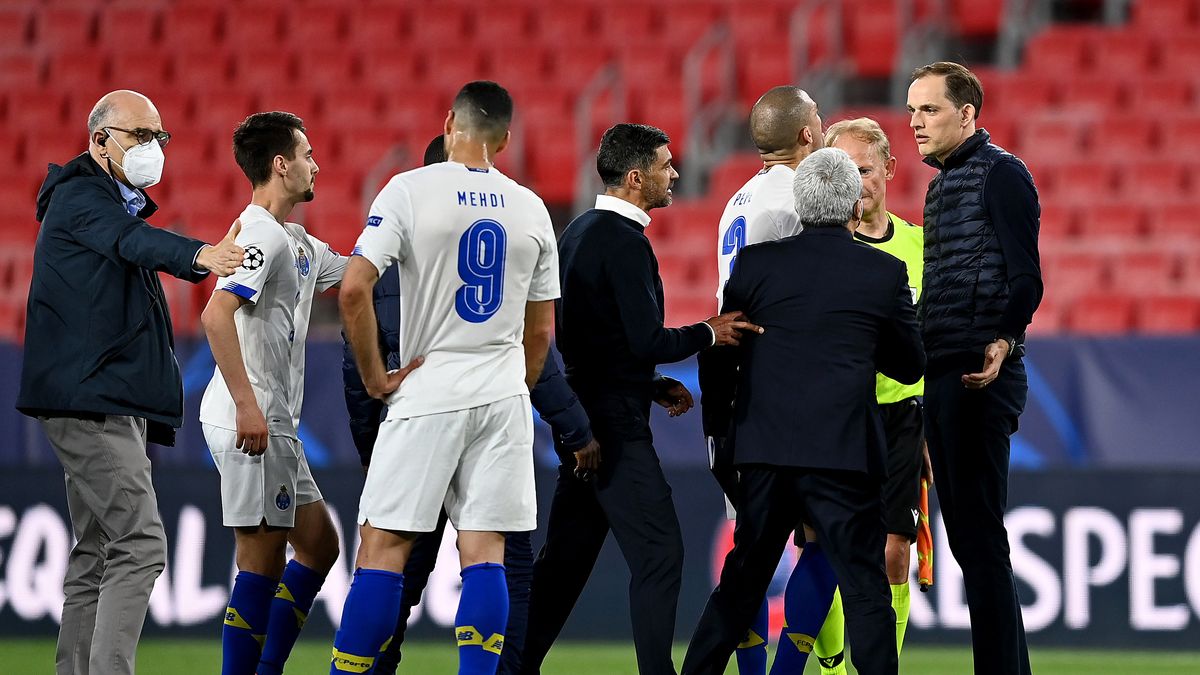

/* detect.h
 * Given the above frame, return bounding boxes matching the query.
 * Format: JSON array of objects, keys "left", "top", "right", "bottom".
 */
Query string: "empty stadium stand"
[{"left": 3, "top": 0, "right": 1198, "bottom": 338}]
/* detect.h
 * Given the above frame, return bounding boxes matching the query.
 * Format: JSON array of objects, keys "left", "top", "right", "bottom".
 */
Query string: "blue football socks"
[
  {"left": 257, "top": 560, "right": 325, "bottom": 675},
  {"left": 769, "top": 542, "right": 838, "bottom": 674},
  {"left": 455, "top": 562, "right": 509, "bottom": 675},
  {"left": 329, "top": 568, "right": 405, "bottom": 674},
  {"left": 735, "top": 597, "right": 770, "bottom": 675},
  {"left": 223, "top": 571, "right": 276, "bottom": 675}
]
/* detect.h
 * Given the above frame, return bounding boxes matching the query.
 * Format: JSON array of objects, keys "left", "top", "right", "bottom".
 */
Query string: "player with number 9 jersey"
[{"left": 353, "top": 161, "right": 560, "bottom": 420}]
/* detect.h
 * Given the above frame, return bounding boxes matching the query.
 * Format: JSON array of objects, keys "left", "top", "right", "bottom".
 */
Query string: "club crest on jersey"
[
  {"left": 275, "top": 485, "right": 291, "bottom": 511},
  {"left": 296, "top": 245, "right": 310, "bottom": 277},
  {"left": 243, "top": 245, "right": 265, "bottom": 270}
]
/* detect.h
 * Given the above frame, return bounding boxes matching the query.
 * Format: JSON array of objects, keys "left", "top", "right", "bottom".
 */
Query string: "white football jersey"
[
  {"left": 715, "top": 164, "right": 802, "bottom": 307},
  {"left": 200, "top": 204, "right": 347, "bottom": 438},
  {"left": 352, "top": 161, "right": 560, "bottom": 418}
]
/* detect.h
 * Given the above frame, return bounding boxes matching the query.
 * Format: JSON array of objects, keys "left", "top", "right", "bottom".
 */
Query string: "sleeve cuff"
[
  {"left": 700, "top": 321, "right": 716, "bottom": 347},
  {"left": 192, "top": 245, "right": 211, "bottom": 275}
]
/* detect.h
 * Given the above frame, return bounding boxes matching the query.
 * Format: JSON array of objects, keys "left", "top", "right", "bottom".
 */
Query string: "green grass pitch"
[{"left": 4, "top": 640, "right": 1200, "bottom": 674}]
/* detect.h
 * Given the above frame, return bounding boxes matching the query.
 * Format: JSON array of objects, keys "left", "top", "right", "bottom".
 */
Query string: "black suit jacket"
[{"left": 699, "top": 227, "right": 925, "bottom": 478}]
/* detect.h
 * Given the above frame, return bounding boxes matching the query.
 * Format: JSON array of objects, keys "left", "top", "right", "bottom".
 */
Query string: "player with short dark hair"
[
  {"left": 332, "top": 81, "right": 559, "bottom": 675},
  {"left": 199, "top": 111, "right": 351, "bottom": 675}
]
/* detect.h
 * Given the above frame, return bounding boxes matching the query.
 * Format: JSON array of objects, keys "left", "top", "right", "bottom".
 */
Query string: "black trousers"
[
  {"left": 924, "top": 359, "right": 1031, "bottom": 675},
  {"left": 373, "top": 509, "right": 534, "bottom": 675},
  {"left": 682, "top": 465, "right": 896, "bottom": 675},
  {"left": 521, "top": 393, "right": 684, "bottom": 675}
]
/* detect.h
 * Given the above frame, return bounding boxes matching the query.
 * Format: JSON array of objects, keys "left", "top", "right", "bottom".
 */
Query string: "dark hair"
[
  {"left": 423, "top": 134, "right": 446, "bottom": 165},
  {"left": 596, "top": 123, "right": 670, "bottom": 189},
  {"left": 451, "top": 81, "right": 513, "bottom": 143},
  {"left": 233, "top": 111, "right": 305, "bottom": 187},
  {"left": 911, "top": 61, "right": 984, "bottom": 120}
]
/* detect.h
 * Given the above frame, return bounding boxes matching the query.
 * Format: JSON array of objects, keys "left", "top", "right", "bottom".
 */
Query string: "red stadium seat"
[
  {"left": 1148, "top": 210, "right": 1200, "bottom": 242},
  {"left": 661, "top": 3, "right": 724, "bottom": 47},
  {"left": 284, "top": 6, "right": 345, "bottom": 46},
  {"left": 1116, "top": 251, "right": 1180, "bottom": 296},
  {"left": 322, "top": 91, "right": 385, "bottom": 130},
  {"left": 709, "top": 154, "right": 763, "bottom": 201},
  {"left": 736, "top": 42, "right": 792, "bottom": 111},
  {"left": 511, "top": 86, "right": 570, "bottom": 125},
  {"left": 631, "top": 85, "right": 688, "bottom": 149},
  {"left": 170, "top": 171, "right": 233, "bottom": 208},
  {"left": 336, "top": 126, "right": 404, "bottom": 169},
  {"left": 551, "top": 46, "right": 612, "bottom": 87},
  {"left": 526, "top": 119, "right": 579, "bottom": 204},
  {"left": 1132, "top": 0, "right": 1197, "bottom": 31},
  {"left": 0, "top": 8, "right": 30, "bottom": 53},
  {"left": 950, "top": 0, "right": 1004, "bottom": 37},
  {"left": 1161, "top": 115, "right": 1200, "bottom": 152},
  {"left": 728, "top": 5, "right": 786, "bottom": 47},
  {"left": 297, "top": 50, "right": 358, "bottom": 90},
  {"left": 1128, "top": 77, "right": 1193, "bottom": 110},
  {"left": 98, "top": 6, "right": 160, "bottom": 45},
  {"left": 310, "top": 172, "right": 362, "bottom": 209},
  {"left": 486, "top": 46, "right": 550, "bottom": 89},
  {"left": 46, "top": 50, "right": 108, "bottom": 91},
  {"left": 301, "top": 201, "right": 364, "bottom": 256},
  {"left": 381, "top": 88, "right": 448, "bottom": 136},
  {"left": 35, "top": 7, "right": 96, "bottom": 48},
  {"left": 1020, "top": 116, "right": 1086, "bottom": 166},
  {"left": 361, "top": 47, "right": 421, "bottom": 88},
  {"left": 1023, "top": 27, "right": 1092, "bottom": 73},
  {"left": 223, "top": 6, "right": 284, "bottom": 45},
  {"left": 537, "top": 5, "right": 595, "bottom": 46},
  {"left": 1086, "top": 115, "right": 1157, "bottom": 158},
  {"left": 257, "top": 89, "right": 320, "bottom": 121},
  {"left": 1119, "top": 161, "right": 1187, "bottom": 200},
  {"left": 619, "top": 49, "right": 683, "bottom": 88},
  {"left": 161, "top": 6, "right": 222, "bottom": 45},
  {"left": 0, "top": 54, "right": 41, "bottom": 88},
  {"left": 1136, "top": 296, "right": 1200, "bottom": 333},
  {"left": 1087, "top": 31, "right": 1156, "bottom": 77},
  {"left": 984, "top": 73, "right": 1056, "bottom": 115},
  {"left": 475, "top": 4, "right": 533, "bottom": 40},
  {"left": 1077, "top": 203, "right": 1145, "bottom": 242},
  {"left": 1037, "top": 204, "right": 1076, "bottom": 243},
  {"left": 847, "top": 0, "right": 899, "bottom": 78},
  {"left": 172, "top": 50, "right": 232, "bottom": 89},
  {"left": 1048, "top": 161, "right": 1115, "bottom": 204},
  {"left": 111, "top": 50, "right": 172, "bottom": 88},
  {"left": 1066, "top": 293, "right": 1135, "bottom": 333},
  {"left": 1042, "top": 252, "right": 1107, "bottom": 303},
  {"left": 232, "top": 51, "right": 293, "bottom": 90},
  {"left": 346, "top": 5, "right": 404, "bottom": 45},
  {"left": 7, "top": 90, "right": 66, "bottom": 129},
  {"left": 1160, "top": 33, "right": 1200, "bottom": 75},
  {"left": 599, "top": 4, "right": 660, "bottom": 42},
  {"left": 405, "top": 4, "right": 470, "bottom": 46},
  {"left": 1058, "top": 77, "right": 1124, "bottom": 112},
  {"left": 192, "top": 91, "right": 257, "bottom": 131},
  {"left": 420, "top": 47, "right": 486, "bottom": 89}
]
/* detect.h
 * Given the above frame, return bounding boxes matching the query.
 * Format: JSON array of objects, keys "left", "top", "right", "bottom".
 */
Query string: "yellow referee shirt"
[{"left": 854, "top": 212, "right": 924, "bottom": 403}]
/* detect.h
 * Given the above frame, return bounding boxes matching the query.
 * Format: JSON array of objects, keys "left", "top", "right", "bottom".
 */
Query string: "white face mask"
[{"left": 106, "top": 128, "right": 165, "bottom": 189}]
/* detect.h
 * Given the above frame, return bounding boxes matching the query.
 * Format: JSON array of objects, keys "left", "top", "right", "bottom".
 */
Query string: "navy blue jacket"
[
  {"left": 342, "top": 264, "right": 593, "bottom": 466},
  {"left": 699, "top": 228, "right": 925, "bottom": 478},
  {"left": 18, "top": 153, "right": 210, "bottom": 445}
]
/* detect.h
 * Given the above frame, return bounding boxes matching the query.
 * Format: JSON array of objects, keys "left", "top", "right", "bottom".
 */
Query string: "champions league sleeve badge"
[
  {"left": 296, "top": 245, "right": 310, "bottom": 277},
  {"left": 275, "top": 485, "right": 292, "bottom": 510},
  {"left": 243, "top": 245, "right": 265, "bottom": 270}
]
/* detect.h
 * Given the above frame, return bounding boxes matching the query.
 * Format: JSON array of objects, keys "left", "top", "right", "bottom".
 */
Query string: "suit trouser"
[
  {"left": 521, "top": 394, "right": 683, "bottom": 675},
  {"left": 40, "top": 415, "right": 168, "bottom": 675},
  {"left": 373, "top": 508, "right": 534, "bottom": 675},
  {"left": 682, "top": 465, "right": 896, "bottom": 675},
  {"left": 924, "top": 359, "right": 1031, "bottom": 675}
]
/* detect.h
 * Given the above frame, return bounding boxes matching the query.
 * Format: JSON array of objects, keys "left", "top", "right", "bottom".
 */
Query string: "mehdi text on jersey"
[{"left": 457, "top": 190, "right": 507, "bottom": 208}]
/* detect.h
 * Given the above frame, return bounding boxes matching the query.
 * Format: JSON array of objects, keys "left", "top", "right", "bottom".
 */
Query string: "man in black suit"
[
  {"left": 683, "top": 148, "right": 925, "bottom": 675},
  {"left": 520, "top": 124, "right": 759, "bottom": 675}
]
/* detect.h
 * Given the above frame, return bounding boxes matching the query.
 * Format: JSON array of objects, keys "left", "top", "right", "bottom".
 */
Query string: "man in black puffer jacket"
[
  {"left": 906, "top": 62, "right": 1042, "bottom": 675},
  {"left": 18, "top": 90, "right": 244, "bottom": 675}
]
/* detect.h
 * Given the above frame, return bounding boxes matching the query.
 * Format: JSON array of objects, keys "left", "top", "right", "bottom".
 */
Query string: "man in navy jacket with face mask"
[{"left": 17, "top": 90, "right": 243, "bottom": 675}]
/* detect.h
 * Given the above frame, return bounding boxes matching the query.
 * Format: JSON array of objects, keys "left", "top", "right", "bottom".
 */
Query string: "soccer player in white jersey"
[
  {"left": 703, "top": 86, "right": 825, "bottom": 675},
  {"left": 331, "top": 81, "right": 558, "bottom": 675},
  {"left": 199, "top": 112, "right": 359, "bottom": 675}
]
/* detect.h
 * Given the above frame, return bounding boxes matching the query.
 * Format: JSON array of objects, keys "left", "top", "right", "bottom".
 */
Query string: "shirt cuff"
[
  {"left": 192, "top": 245, "right": 211, "bottom": 274},
  {"left": 700, "top": 321, "right": 716, "bottom": 347}
]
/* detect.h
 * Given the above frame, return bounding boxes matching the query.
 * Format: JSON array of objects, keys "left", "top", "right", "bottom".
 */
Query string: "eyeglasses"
[{"left": 106, "top": 127, "right": 171, "bottom": 148}]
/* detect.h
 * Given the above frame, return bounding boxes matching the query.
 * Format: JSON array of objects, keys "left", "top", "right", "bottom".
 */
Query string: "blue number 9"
[
  {"left": 722, "top": 216, "right": 747, "bottom": 274},
  {"left": 455, "top": 219, "right": 508, "bottom": 323}
]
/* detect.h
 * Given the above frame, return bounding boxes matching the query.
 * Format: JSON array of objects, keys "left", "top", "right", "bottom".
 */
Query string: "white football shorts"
[{"left": 203, "top": 423, "right": 322, "bottom": 528}]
